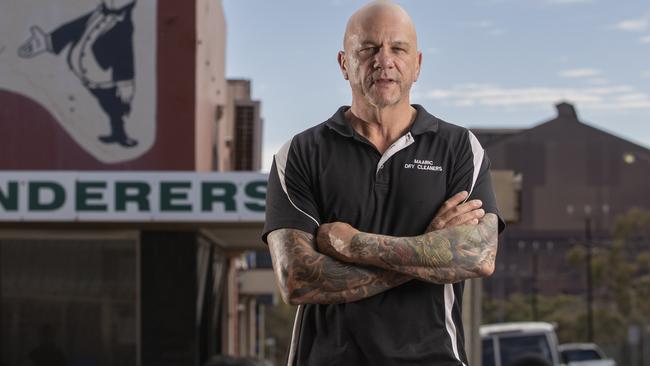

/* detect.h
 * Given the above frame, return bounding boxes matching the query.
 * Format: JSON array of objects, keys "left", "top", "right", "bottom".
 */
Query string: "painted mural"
[{"left": 0, "top": 0, "right": 157, "bottom": 163}]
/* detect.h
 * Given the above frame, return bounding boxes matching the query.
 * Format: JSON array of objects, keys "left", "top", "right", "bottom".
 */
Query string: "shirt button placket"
[{"left": 376, "top": 164, "right": 388, "bottom": 184}]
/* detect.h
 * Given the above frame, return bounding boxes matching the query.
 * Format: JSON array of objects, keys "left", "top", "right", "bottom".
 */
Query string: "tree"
[
  {"left": 564, "top": 209, "right": 650, "bottom": 363},
  {"left": 483, "top": 209, "right": 650, "bottom": 365}
]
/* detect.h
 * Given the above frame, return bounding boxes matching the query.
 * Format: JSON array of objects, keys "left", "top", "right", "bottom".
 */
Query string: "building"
[
  {"left": 217, "top": 78, "right": 272, "bottom": 360},
  {"left": 215, "top": 79, "right": 263, "bottom": 172},
  {"left": 0, "top": 1, "right": 269, "bottom": 365},
  {"left": 473, "top": 102, "right": 650, "bottom": 301}
]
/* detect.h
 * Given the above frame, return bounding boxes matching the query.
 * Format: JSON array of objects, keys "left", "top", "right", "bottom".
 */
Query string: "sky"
[{"left": 223, "top": 0, "right": 650, "bottom": 171}]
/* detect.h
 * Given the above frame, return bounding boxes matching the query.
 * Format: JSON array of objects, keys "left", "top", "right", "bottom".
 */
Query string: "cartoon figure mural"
[
  {"left": 0, "top": 0, "right": 157, "bottom": 164},
  {"left": 18, "top": 0, "right": 138, "bottom": 147}
]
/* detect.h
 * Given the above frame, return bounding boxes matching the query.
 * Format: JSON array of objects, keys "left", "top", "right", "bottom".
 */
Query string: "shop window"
[{"left": 1, "top": 238, "right": 137, "bottom": 366}]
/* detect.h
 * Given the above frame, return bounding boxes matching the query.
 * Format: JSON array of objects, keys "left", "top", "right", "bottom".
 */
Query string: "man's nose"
[{"left": 373, "top": 47, "right": 395, "bottom": 70}]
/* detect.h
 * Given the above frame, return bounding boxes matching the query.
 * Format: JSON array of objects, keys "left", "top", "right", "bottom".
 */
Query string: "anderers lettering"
[{"left": 0, "top": 172, "right": 268, "bottom": 221}]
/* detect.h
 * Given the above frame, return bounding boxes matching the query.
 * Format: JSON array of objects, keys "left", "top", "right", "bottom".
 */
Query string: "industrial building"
[{"left": 473, "top": 102, "right": 650, "bottom": 301}]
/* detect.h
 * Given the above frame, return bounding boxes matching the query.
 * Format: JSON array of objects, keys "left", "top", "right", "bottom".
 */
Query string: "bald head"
[
  {"left": 337, "top": 1, "right": 422, "bottom": 109},
  {"left": 343, "top": 1, "right": 418, "bottom": 52}
]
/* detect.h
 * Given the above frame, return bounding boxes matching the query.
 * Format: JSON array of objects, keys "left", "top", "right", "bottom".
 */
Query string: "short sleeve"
[
  {"left": 448, "top": 130, "right": 505, "bottom": 233},
  {"left": 262, "top": 138, "right": 321, "bottom": 244}
]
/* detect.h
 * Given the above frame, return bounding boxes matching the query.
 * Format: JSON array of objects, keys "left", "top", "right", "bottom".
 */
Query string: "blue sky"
[{"left": 223, "top": 0, "right": 650, "bottom": 171}]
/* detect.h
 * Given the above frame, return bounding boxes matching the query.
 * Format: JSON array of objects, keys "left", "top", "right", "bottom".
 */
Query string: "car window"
[
  {"left": 498, "top": 334, "right": 553, "bottom": 366},
  {"left": 482, "top": 338, "right": 495, "bottom": 366},
  {"left": 561, "top": 349, "right": 601, "bottom": 362}
]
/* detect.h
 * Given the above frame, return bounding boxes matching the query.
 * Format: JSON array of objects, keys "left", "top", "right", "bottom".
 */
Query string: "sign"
[
  {"left": 0, "top": 0, "right": 157, "bottom": 162},
  {"left": 0, "top": 172, "right": 267, "bottom": 222}
]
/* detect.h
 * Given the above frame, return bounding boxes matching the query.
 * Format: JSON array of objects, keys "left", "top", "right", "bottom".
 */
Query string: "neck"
[{"left": 346, "top": 100, "right": 416, "bottom": 154}]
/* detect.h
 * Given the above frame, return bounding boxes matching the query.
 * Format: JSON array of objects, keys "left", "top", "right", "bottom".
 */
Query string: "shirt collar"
[{"left": 325, "top": 104, "right": 440, "bottom": 137}]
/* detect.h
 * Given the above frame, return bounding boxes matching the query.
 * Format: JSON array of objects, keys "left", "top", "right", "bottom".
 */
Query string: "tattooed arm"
[
  {"left": 267, "top": 228, "right": 412, "bottom": 305},
  {"left": 267, "top": 192, "right": 487, "bottom": 304},
  {"left": 317, "top": 213, "right": 499, "bottom": 284}
]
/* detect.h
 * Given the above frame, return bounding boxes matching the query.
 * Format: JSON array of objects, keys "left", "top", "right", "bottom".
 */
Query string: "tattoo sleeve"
[
  {"left": 267, "top": 228, "right": 412, "bottom": 305},
  {"left": 349, "top": 213, "right": 499, "bottom": 284}
]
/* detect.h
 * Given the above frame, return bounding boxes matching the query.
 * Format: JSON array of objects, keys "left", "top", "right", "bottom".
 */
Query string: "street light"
[
  {"left": 566, "top": 203, "right": 609, "bottom": 342},
  {"left": 531, "top": 240, "right": 540, "bottom": 321},
  {"left": 528, "top": 240, "right": 553, "bottom": 321}
]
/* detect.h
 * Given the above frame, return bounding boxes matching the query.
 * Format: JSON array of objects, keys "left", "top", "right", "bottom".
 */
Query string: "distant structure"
[
  {"left": 215, "top": 79, "right": 263, "bottom": 171},
  {"left": 472, "top": 102, "right": 650, "bottom": 303}
]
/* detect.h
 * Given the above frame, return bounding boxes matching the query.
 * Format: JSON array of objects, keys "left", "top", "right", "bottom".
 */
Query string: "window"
[
  {"left": 234, "top": 105, "right": 255, "bottom": 170},
  {"left": 498, "top": 334, "right": 553, "bottom": 366},
  {"left": 561, "top": 349, "right": 601, "bottom": 362},
  {"left": 1, "top": 237, "right": 137, "bottom": 366},
  {"left": 482, "top": 338, "right": 495, "bottom": 366}
]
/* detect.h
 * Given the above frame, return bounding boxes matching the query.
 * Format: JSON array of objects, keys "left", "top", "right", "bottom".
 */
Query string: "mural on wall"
[{"left": 0, "top": 0, "right": 157, "bottom": 163}]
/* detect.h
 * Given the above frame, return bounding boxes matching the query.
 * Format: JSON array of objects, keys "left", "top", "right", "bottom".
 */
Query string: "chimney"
[{"left": 555, "top": 101, "right": 579, "bottom": 121}]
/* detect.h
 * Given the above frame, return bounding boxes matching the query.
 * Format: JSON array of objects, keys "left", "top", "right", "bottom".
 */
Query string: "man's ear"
[
  {"left": 414, "top": 51, "right": 423, "bottom": 82},
  {"left": 338, "top": 51, "right": 349, "bottom": 80}
]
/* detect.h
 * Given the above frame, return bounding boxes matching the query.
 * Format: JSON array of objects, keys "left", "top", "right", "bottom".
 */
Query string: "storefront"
[
  {"left": 0, "top": 0, "right": 276, "bottom": 363},
  {"left": 0, "top": 172, "right": 268, "bottom": 366}
]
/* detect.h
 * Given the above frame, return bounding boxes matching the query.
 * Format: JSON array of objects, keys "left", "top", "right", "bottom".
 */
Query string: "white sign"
[
  {"left": 0, "top": 0, "right": 157, "bottom": 162},
  {"left": 0, "top": 172, "right": 268, "bottom": 222}
]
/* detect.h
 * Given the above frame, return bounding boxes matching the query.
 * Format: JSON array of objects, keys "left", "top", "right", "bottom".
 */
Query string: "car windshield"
[
  {"left": 483, "top": 338, "right": 495, "bottom": 366},
  {"left": 498, "top": 334, "right": 553, "bottom": 366},
  {"left": 562, "top": 349, "right": 601, "bottom": 362}
]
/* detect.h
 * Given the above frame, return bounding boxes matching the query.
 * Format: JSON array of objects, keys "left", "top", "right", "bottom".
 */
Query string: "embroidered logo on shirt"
[{"left": 404, "top": 159, "right": 443, "bottom": 171}]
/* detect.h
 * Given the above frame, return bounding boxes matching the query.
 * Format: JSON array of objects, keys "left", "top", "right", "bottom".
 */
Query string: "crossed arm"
[
  {"left": 268, "top": 229, "right": 411, "bottom": 305},
  {"left": 267, "top": 191, "right": 498, "bottom": 305},
  {"left": 318, "top": 213, "right": 498, "bottom": 284}
]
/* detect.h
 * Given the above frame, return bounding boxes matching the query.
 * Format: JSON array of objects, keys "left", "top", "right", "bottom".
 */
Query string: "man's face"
[{"left": 341, "top": 11, "right": 421, "bottom": 108}]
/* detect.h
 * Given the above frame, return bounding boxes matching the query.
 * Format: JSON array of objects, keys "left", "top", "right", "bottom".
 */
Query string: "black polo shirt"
[{"left": 263, "top": 104, "right": 504, "bottom": 366}]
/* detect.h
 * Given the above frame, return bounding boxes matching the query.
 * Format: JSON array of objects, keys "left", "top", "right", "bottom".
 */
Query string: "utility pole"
[
  {"left": 567, "top": 204, "right": 604, "bottom": 342},
  {"left": 584, "top": 207, "right": 594, "bottom": 342},
  {"left": 531, "top": 241, "right": 539, "bottom": 321}
]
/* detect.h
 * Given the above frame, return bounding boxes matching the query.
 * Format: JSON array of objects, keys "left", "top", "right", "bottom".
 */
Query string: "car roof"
[{"left": 480, "top": 322, "right": 556, "bottom": 337}]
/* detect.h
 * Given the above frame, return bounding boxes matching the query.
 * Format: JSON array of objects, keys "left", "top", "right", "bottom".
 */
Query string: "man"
[
  {"left": 18, "top": 0, "right": 138, "bottom": 148},
  {"left": 263, "top": 2, "right": 504, "bottom": 365}
]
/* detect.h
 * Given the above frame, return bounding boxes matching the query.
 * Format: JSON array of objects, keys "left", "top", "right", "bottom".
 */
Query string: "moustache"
[{"left": 366, "top": 73, "right": 401, "bottom": 85}]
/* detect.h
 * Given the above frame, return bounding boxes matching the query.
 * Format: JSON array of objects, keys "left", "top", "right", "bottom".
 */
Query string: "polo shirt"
[{"left": 263, "top": 104, "right": 504, "bottom": 366}]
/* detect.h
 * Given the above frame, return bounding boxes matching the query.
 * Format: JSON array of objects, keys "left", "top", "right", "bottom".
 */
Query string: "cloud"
[
  {"left": 546, "top": 0, "right": 593, "bottom": 3},
  {"left": 559, "top": 68, "right": 601, "bottom": 78},
  {"left": 641, "top": 70, "right": 650, "bottom": 78},
  {"left": 488, "top": 29, "right": 506, "bottom": 36},
  {"left": 640, "top": 35, "right": 650, "bottom": 43},
  {"left": 612, "top": 17, "right": 649, "bottom": 32},
  {"left": 489, "top": 0, "right": 593, "bottom": 3},
  {"left": 616, "top": 93, "right": 649, "bottom": 102},
  {"left": 413, "top": 83, "right": 650, "bottom": 110},
  {"left": 465, "top": 20, "right": 506, "bottom": 36},
  {"left": 468, "top": 20, "right": 494, "bottom": 28},
  {"left": 587, "top": 78, "right": 608, "bottom": 85}
]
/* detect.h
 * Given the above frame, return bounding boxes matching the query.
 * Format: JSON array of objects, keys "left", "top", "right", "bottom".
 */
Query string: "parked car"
[
  {"left": 481, "top": 322, "right": 562, "bottom": 366},
  {"left": 558, "top": 343, "right": 617, "bottom": 366}
]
